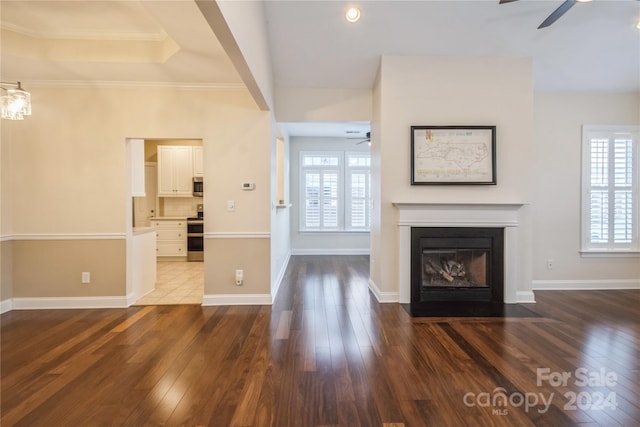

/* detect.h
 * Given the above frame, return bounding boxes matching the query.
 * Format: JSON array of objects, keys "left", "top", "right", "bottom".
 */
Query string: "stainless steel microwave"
[{"left": 193, "top": 177, "right": 203, "bottom": 196}]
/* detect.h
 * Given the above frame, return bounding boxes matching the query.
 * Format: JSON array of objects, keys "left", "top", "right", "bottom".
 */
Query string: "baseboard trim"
[
  {"left": 368, "top": 279, "right": 399, "bottom": 303},
  {"left": 532, "top": 279, "right": 640, "bottom": 290},
  {"left": 516, "top": 291, "right": 536, "bottom": 303},
  {"left": 291, "top": 248, "right": 370, "bottom": 255},
  {"left": 126, "top": 291, "right": 145, "bottom": 307},
  {"left": 11, "top": 233, "right": 126, "bottom": 240},
  {"left": 202, "top": 293, "right": 272, "bottom": 306},
  {"left": 1, "top": 299, "right": 13, "bottom": 314},
  {"left": 271, "top": 251, "right": 291, "bottom": 304},
  {"left": 11, "top": 296, "right": 129, "bottom": 310},
  {"left": 205, "top": 232, "right": 270, "bottom": 239}
]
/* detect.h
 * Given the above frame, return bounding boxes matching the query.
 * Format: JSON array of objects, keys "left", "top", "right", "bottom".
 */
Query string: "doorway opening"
[{"left": 129, "top": 138, "right": 205, "bottom": 305}]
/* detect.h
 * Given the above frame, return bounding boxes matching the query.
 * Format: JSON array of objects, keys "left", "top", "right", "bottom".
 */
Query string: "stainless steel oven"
[{"left": 187, "top": 217, "right": 204, "bottom": 261}]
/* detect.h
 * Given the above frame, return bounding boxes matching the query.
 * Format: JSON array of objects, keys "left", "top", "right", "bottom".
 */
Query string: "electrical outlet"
[
  {"left": 546, "top": 259, "right": 554, "bottom": 270},
  {"left": 235, "top": 269, "right": 243, "bottom": 286},
  {"left": 82, "top": 272, "right": 91, "bottom": 284}
]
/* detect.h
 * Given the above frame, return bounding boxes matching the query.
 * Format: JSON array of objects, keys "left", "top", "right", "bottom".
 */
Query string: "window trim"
[
  {"left": 299, "top": 151, "right": 343, "bottom": 232},
  {"left": 299, "top": 150, "right": 371, "bottom": 233},
  {"left": 581, "top": 125, "right": 640, "bottom": 256},
  {"left": 345, "top": 151, "right": 371, "bottom": 232}
]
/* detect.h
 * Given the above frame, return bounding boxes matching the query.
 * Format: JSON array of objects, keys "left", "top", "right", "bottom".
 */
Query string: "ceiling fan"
[
  {"left": 355, "top": 131, "right": 371, "bottom": 145},
  {"left": 500, "top": 0, "right": 593, "bottom": 29},
  {"left": 346, "top": 131, "right": 371, "bottom": 145}
]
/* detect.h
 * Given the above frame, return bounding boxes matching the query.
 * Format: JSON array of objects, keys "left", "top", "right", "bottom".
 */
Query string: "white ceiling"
[
  {"left": 0, "top": 1, "right": 242, "bottom": 85},
  {"left": 264, "top": 0, "right": 640, "bottom": 92},
  {"left": 2, "top": 0, "right": 639, "bottom": 137}
]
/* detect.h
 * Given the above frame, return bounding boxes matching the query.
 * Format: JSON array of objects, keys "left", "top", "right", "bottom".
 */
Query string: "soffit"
[{"left": 0, "top": 0, "right": 243, "bottom": 85}]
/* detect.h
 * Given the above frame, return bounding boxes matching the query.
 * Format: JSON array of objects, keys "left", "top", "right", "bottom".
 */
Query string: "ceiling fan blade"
[
  {"left": 538, "top": 0, "right": 576, "bottom": 29},
  {"left": 499, "top": 0, "right": 519, "bottom": 4}
]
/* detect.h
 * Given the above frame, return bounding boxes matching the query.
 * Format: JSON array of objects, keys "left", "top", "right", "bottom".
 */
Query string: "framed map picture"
[{"left": 411, "top": 125, "right": 496, "bottom": 185}]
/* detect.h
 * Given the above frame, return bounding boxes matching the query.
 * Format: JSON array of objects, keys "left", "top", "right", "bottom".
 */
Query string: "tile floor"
[{"left": 134, "top": 261, "right": 204, "bottom": 305}]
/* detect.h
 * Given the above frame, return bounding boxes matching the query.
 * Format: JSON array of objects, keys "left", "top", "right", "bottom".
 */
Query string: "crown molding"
[
  {"left": 25, "top": 80, "right": 247, "bottom": 90},
  {"left": 1, "top": 22, "right": 168, "bottom": 42}
]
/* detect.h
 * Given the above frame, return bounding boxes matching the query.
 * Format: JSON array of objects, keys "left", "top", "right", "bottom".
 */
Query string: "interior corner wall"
[
  {"left": 532, "top": 91, "right": 640, "bottom": 286},
  {"left": 371, "top": 56, "right": 535, "bottom": 300},
  {"left": 1, "top": 120, "right": 13, "bottom": 305},
  {"left": 369, "top": 66, "right": 383, "bottom": 295},
  {"left": 0, "top": 241, "right": 12, "bottom": 305},
  {"left": 271, "top": 119, "right": 291, "bottom": 298}
]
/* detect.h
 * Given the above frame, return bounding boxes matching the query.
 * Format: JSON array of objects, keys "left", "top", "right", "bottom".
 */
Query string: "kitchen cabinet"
[
  {"left": 153, "top": 219, "right": 187, "bottom": 258},
  {"left": 157, "top": 146, "right": 193, "bottom": 196},
  {"left": 193, "top": 146, "right": 204, "bottom": 178}
]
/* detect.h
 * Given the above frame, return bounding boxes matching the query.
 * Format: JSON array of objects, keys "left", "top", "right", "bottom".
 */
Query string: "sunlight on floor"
[{"left": 135, "top": 261, "right": 203, "bottom": 305}]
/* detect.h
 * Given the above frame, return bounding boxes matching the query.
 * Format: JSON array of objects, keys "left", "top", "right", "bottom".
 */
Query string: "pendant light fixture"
[{"left": 1, "top": 81, "right": 32, "bottom": 120}]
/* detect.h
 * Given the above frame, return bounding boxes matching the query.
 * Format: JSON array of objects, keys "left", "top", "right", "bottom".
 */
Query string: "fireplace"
[
  {"left": 410, "top": 227, "right": 504, "bottom": 316},
  {"left": 393, "top": 203, "right": 534, "bottom": 311}
]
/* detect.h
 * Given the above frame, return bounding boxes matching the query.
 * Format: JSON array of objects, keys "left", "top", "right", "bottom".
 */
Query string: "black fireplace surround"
[{"left": 410, "top": 227, "right": 505, "bottom": 316}]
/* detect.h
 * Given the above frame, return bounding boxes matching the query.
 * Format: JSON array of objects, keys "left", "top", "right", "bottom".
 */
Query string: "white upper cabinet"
[
  {"left": 193, "top": 146, "right": 204, "bottom": 178},
  {"left": 157, "top": 146, "right": 194, "bottom": 196}
]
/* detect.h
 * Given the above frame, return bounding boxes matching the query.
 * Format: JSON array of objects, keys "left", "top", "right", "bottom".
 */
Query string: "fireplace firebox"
[{"left": 411, "top": 227, "right": 504, "bottom": 316}]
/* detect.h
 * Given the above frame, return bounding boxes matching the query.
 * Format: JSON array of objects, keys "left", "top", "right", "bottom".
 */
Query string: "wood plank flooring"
[{"left": 1, "top": 255, "right": 638, "bottom": 426}]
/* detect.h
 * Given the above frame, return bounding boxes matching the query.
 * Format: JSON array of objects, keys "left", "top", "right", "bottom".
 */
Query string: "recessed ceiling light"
[
  {"left": 637, "top": 19, "right": 640, "bottom": 30},
  {"left": 345, "top": 7, "right": 361, "bottom": 23}
]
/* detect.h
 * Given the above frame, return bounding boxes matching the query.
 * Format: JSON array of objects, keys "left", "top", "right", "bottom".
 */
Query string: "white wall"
[
  {"left": 271, "top": 125, "right": 291, "bottom": 300},
  {"left": 4, "top": 85, "right": 273, "bottom": 301},
  {"left": 371, "top": 56, "right": 535, "bottom": 299},
  {"left": 289, "top": 136, "right": 371, "bottom": 254},
  {"left": 532, "top": 91, "right": 640, "bottom": 288},
  {"left": 275, "top": 88, "right": 372, "bottom": 122}
]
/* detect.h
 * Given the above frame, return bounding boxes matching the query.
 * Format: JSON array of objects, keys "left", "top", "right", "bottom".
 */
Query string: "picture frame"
[{"left": 411, "top": 125, "right": 496, "bottom": 185}]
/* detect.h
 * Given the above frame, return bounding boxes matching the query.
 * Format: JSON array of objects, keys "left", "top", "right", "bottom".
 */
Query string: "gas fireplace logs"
[{"left": 425, "top": 258, "right": 455, "bottom": 282}]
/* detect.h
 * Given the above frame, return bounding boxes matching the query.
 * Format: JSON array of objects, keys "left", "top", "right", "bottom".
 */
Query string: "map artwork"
[{"left": 412, "top": 127, "right": 494, "bottom": 184}]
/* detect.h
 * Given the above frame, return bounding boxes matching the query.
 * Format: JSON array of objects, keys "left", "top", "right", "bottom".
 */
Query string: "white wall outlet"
[
  {"left": 82, "top": 272, "right": 91, "bottom": 284},
  {"left": 546, "top": 259, "right": 554, "bottom": 270},
  {"left": 235, "top": 269, "right": 243, "bottom": 286},
  {"left": 227, "top": 200, "right": 235, "bottom": 212}
]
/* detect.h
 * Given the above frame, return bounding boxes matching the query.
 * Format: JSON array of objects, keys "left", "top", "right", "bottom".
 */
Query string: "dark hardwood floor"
[{"left": 1, "top": 255, "right": 638, "bottom": 426}]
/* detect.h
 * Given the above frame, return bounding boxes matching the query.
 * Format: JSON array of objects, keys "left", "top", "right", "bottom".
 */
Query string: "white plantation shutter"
[
  {"left": 304, "top": 172, "right": 321, "bottom": 228},
  {"left": 300, "top": 151, "right": 370, "bottom": 232},
  {"left": 582, "top": 127, "right": 639, "bottom": 252},
  {"left": 346, "top": 153, "right": 371, "bottom": 230},
  {"left": 613, "top": 139, "right": 633, "bottom": 243},
  {"left": 321, "top": 172, "right": 339, "bottom": 227},
  {"left": 300, "top": 153, "right": 342, "bottom": 230}
]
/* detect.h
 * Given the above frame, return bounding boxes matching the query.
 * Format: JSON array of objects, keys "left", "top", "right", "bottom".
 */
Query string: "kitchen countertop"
[{"left": 149, "top": 216, "right": 188, "bottom": 220}]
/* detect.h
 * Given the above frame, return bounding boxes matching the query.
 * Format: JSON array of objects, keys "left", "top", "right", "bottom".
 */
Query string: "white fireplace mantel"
[{"left": 393, "top": 202, "right": 532, "bottom": 304}]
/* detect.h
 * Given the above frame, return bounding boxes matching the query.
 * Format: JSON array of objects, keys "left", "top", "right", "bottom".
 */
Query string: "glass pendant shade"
[{"left": 1, "top": 83, "right": 32, "bottom": 120}]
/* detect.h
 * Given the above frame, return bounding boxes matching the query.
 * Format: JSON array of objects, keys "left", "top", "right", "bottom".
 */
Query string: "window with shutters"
[
  {"left": 300, "top": 151, "right": 370, "bottom": 232},
  {"left": 581, "top": 126, "right": 639, "bottom": 254},
  {"left": 346, "top": 153, "right": 371, "bottom": 231}
]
